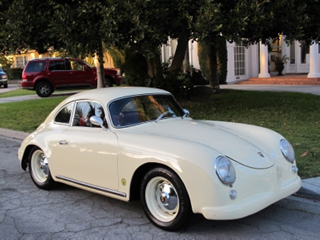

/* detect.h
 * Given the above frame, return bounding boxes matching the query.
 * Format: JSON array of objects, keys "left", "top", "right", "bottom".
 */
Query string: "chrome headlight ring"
[
  {"left": 215, "top": 156, "right": 236, "bottom": 187},
  {"left": 280, "top": 139, "right": 295, "bottom": 163}
]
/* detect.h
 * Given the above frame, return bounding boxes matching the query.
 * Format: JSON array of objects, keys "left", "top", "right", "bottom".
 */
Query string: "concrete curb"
[{"left": 0, "top": 128, "right": 29, "bottom": 140}]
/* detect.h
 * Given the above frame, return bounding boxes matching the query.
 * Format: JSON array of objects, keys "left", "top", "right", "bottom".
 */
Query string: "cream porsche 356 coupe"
[{"left": 18, "top": 87, "right": 301, "bottom": 231}]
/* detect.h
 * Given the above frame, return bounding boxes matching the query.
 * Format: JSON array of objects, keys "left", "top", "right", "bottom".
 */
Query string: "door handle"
[{"left": 59, "top": 140, "right": 68, "bottom": 145}]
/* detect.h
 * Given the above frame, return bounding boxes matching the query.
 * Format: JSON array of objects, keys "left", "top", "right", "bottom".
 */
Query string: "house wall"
[
  {"left": 11, "top": 51, "right": 116, "bottom": 69},
  {"left": 162, "top": 37, "right": 319, "bottom": 83}
]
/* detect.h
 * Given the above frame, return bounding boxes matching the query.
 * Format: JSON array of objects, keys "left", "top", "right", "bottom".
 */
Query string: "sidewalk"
[
  {"left": 0, "top": 83, "right": 78, "bottom": 103},
  {"left": 220, "top": 84, "right": 320, "bottom": 95}
]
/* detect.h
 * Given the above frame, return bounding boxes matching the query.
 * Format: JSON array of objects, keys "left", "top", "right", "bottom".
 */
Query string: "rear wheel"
[
  {"left": 105, "top": 76, "right": 114, "bottom": 87},
  {"left": 4, "top": 83, "right": 8, "bottom": 88},
  {"left": 28, "top": 146, "right": 55, "bottom": 190},
  {"left": 36, "top": 81, "right": 53, "bottom": 97},
  {"left": 140, "top": 167, "right": 192, "bottom": 231}
]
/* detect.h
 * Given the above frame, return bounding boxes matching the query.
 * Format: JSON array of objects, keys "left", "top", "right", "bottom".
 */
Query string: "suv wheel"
[
  {"left": 36, "top": 81, "right": 53, "bottom": 97},
  {"left": 105, "top": 76, "right": 114, "bottom": 87}
]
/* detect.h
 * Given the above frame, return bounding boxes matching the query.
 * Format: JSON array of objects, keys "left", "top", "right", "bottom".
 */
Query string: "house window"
[
  {"left": 234, "top": 43, "right": 245, "bottom": 76},
  {"left": 15, "top": 56, "right": 28, "bottom": 68},
  {"left": 290, "top": 42, "right": 295, "bottom": 64},
  {"left": 300, "top": 41, "right": 309, "bottom": 64}
]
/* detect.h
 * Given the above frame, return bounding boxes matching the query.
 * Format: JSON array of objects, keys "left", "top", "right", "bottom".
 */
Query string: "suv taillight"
[{"left": 22, "top": 74, "right": 27, "bottom": 80}]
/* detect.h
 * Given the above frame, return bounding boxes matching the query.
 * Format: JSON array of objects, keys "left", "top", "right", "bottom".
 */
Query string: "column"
[
  {"left": 307, "top": 43, "right": 320, "bottom": 78},
  {"left": 258, "top": 42, "right": 270, "bottom": 78}
]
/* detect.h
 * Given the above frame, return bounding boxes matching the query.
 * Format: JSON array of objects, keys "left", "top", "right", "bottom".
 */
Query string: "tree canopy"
[{"left": 1, "top": 0, "right": 320, "bottom": 90}]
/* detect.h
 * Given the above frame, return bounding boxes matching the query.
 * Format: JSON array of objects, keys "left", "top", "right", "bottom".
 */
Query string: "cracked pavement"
[{"left": 1, "top": 136, "right": 320, "bottom": 239}]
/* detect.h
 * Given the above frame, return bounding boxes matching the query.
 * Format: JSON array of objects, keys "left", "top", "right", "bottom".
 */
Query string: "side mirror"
[
  {"left": 90, "top": 116, "right": 108, "bottom": 130},
  {"left": 83, "top": 65, "right": 90, "bottom": 71}
]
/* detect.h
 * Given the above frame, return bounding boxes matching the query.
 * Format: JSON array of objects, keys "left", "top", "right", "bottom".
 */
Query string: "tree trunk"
[
  {"left": 183, "top": 45, "right": 190, "bottom": 73},
  {"left": 147, "top": 51, "right": 162, "bottom": 79},
  {"left": 96, "top": 41, "right": 106, "bottom": 88},
  {"left": 208, "top": 35, "right": 220, "bottom": 91},
  {"left": 169, "top": 28, "right": 190, "bottom": 72}
]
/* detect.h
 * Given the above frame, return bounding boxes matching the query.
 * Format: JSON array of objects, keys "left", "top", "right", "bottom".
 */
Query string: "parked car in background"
[
  {"left": 0, "top": 67, "right": 8, "bottom": 88},
  {"left": 18, "top": 87, "right": 301, "bottom": 231},
  {"left": 21, "top": 57, "right": 122, "bottom": 97}
]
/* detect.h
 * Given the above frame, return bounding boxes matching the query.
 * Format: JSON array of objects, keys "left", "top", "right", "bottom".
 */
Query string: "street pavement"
[
  {"left": 0, "top": 83, "right": 320, "bottom": 238},
  {"left": 1, "top": 132, "right": 320, "bottom": 239}
]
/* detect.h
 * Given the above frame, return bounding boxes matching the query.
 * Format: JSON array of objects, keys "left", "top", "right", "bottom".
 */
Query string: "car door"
[
  {"left": 69, "top": 59, "right": 95, "bottom": 86},
  {"left": 47, "top": 59, "right": 71, "bottom": 87},
  {"left": 52, "top": 100, "right": 119, "bottom": 190}
]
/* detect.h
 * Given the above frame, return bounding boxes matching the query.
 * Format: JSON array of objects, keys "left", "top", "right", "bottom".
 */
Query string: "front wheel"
[
  {"left": 105, "top": 76, "right": 114, "bottom": 87},
  {"left": 4, "top": 83, "right": 8, "bottom": 88},
  {"left": 28, "top": 146, "right": 55, "bottom": 190},
  {"left": 36, "top": 81, "right": 53, "bottom": 97},
  {"left": 140, "top": 167, "right": 192, "bottom": 231}
]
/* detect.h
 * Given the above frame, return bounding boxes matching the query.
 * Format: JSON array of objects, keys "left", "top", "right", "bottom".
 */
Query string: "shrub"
[
  {"left": 151, "top": 62, "right": 207, "bottom": 100},
  {"left": 6, "top": 68, "right": 23, "bottom": 80},
  {"left": 198, "top": 36, "right": 228, "bottom": 85},
  {"left": 121, "top": 51, "right": 150, "bottom": 86},
  {"left": 122, "top": 50, "right": 207, "bottom": 100}
]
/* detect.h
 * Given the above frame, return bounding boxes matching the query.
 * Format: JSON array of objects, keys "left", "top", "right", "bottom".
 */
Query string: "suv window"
[
  {"left": 49, "top": 60, "right": 67, "bottom": 71},
  {"left": 70, "top": 60, "right": 85, "bottom": 71},
  {"left": 24, "top": 61, "right": 46, "bottom": 72}
]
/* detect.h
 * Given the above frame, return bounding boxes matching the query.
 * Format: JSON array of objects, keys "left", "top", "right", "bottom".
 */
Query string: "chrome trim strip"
[{"left": 56, "top": 175, "right": 126, "bottom": 197}]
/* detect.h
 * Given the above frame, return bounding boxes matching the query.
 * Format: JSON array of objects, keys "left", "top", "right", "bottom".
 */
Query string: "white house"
[{"left": 161, "top": 36, "right": 320, "bottom": 83}]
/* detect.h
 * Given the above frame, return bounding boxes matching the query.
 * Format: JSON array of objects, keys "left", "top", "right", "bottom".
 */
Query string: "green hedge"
[
  {"left": 5, "top": 67, "right": 23, "bottom": 80},
  {"left": 198, "top": 36, "right": 227, "bottom": 84}
]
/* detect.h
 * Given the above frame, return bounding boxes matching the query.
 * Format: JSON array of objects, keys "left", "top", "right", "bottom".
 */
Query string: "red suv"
[{"left": 21, "top": 58, "right": 123, "bottom": 97}]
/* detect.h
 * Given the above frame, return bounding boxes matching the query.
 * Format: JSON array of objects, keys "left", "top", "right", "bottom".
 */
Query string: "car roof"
[
  {"left": 29, "top": 57, "right": 82, "bottom": 61},
  {"left": 63, "top": 87, "right": 171, "bottom": 105}
]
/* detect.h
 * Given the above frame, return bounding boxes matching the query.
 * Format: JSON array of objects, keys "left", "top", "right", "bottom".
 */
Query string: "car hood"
[{"left": 129, "top": 119, "right": 276, "bottom": 169}]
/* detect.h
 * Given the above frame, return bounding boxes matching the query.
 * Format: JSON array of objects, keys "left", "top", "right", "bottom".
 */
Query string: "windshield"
[{"left": 109, "top": 94, "right": 184, "bottom": 127}]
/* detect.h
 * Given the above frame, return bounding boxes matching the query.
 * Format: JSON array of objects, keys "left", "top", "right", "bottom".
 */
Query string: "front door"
[
  {"left": 52, "top": 101, "right": 119, "bottom": 190},
  {"left": 287, "top": 40, "right": 310, "bottom": 73}
]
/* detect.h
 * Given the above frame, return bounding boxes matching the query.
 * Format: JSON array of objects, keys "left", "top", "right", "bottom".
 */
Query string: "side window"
[
  {"left": 70, "top": 60, "right": 85, "bottom": 71},
  {"left": 54, "top": 102, "right": 74, "bottom": 124},
  {"left": 49, "top": 60, "right": 66, "bottom": 71},
  {"left": 25, "top": 61, "right": 46, "bottom": 72},
  {"left": 72, "top": 101, "right": 106, "bottom": 128}
]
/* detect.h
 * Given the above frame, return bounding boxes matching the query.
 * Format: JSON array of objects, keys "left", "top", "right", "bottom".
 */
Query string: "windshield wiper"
[
  {"left": 155, "top": 111, "right": 170, "bottom": 123},
  {"left": 182, "top": 109, "right": 190, "bottom": 119}
]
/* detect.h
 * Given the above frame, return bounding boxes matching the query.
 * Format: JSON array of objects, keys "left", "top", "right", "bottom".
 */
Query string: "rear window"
[{"left": 25, "top": 61, "right": 46, "bottom": 72}]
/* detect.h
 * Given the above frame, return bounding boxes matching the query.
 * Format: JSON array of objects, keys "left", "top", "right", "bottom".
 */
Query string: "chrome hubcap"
[
  {"left": 39, "top": 155, "right": 49, "bottom": 175},
  {"left": 145, "top": 177, "right": 179, "bottom": 222},
  {"left": 156, "top": 182, "right": 178, "bottom": 214},
  {"left": 31, "top": 150, "right": 48, "bottom": 183},
  {"left": 40, "top": 85, "right": 49, "bottom": 95}
]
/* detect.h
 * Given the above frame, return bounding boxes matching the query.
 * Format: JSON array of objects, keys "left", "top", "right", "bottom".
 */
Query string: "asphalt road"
[{"left": 1, "top": 136, "right": 320, "bottom": 239}]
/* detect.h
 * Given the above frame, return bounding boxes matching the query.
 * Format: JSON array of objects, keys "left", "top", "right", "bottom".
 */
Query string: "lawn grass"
[
  {"left": 0, "top": 88, "right": 83, "bottom": 98},
  {"left": 0, "top": 88, "right": 37, "bottom": 98},
  {"left": 0, "top": 88, "right": 319, "bottom": 179},
  {"left": 0, "top": 97, "right": 65, "bottom": 132}
]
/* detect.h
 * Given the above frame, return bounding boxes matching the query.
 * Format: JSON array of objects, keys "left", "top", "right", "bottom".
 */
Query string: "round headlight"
[
  {"left": 280, "top": 139, "right": 295, "bottom": 163},
  {"left": 215, "top": 156, "right": 236, "bottom": 186}
]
